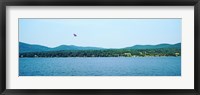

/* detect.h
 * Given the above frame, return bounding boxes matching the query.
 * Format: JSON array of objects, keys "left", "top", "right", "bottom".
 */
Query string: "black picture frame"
[{"left": 0, "top": 0, "right": 200, "bottom": 95}]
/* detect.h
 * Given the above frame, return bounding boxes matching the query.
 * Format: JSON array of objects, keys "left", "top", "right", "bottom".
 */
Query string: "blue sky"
[{"left": 19, "top": 19, "right": 181, "bottom": 48}]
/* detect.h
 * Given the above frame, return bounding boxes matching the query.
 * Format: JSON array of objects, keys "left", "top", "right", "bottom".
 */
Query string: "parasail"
[{"left": 73, "top": 34, "right": 77, "bottom": 37}]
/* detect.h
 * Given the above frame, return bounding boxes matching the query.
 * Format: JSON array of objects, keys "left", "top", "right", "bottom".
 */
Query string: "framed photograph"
[{"left": 0, "top": 0, "right": 200, "bottom": 95}]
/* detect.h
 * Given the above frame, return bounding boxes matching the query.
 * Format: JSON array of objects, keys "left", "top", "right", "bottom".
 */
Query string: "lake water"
[{"left": 19, "top": 57, "right": 181, "bottom": 76}]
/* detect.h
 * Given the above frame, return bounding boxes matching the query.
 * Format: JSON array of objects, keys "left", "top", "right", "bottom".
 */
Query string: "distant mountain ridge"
[
  {"left": 19, "top": 42, "right": 50, "bottom": 53},
  {"left": 19, "top": 42, "right": 181, "bottom": 53},
  {"left": 19, "top": 42, "right": 105, "bottom": 53},
  {"left": 124, "top": 43, "right": 181, "bottom": 49}
]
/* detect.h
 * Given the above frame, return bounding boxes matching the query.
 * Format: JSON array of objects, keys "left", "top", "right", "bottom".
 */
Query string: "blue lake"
[{"left": 19, "top": 57, "right": 181, "bottom": 76}]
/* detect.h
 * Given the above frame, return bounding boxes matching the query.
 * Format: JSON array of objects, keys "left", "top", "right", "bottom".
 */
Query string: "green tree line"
[{"left": 19, "top": 48, "right": 181, "bottom": 58}]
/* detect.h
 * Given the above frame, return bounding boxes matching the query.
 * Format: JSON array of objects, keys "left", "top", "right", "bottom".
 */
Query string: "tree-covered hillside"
[
  {"left": 19, "top": 42, "right": 181, "bottom": 57},
  {"left": 19, "top": 42, "right": 105, "bottom": 53},
  {"left": 19, "top": 48, "right": 181, "bottom": 57}
]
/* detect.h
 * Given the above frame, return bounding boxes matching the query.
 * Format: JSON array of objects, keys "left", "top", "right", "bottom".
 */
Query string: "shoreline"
[{"left": 19, "top": 56, "right": 181, "bottom": 58}]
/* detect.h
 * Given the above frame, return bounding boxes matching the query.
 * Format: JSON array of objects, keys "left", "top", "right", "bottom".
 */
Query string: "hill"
[
  {"left": 19, "top": 42, "right": 181, "bottom": 57},
  {"left": 124, "top": 43, "right": 181, "bottom": 49},
  {"left": 19, "top": 42, "right": 104, "bottom": 53},
  {"left": 19, "top": 42, "right": 181, "bottom": 53},
  {"left": 19, "top": 42, "right": 50, "bottom": 53}
]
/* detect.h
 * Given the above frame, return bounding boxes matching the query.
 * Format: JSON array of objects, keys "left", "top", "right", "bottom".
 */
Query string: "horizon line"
[{"left": 19, "top": 41, "right": 181, "bottom": 49}]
